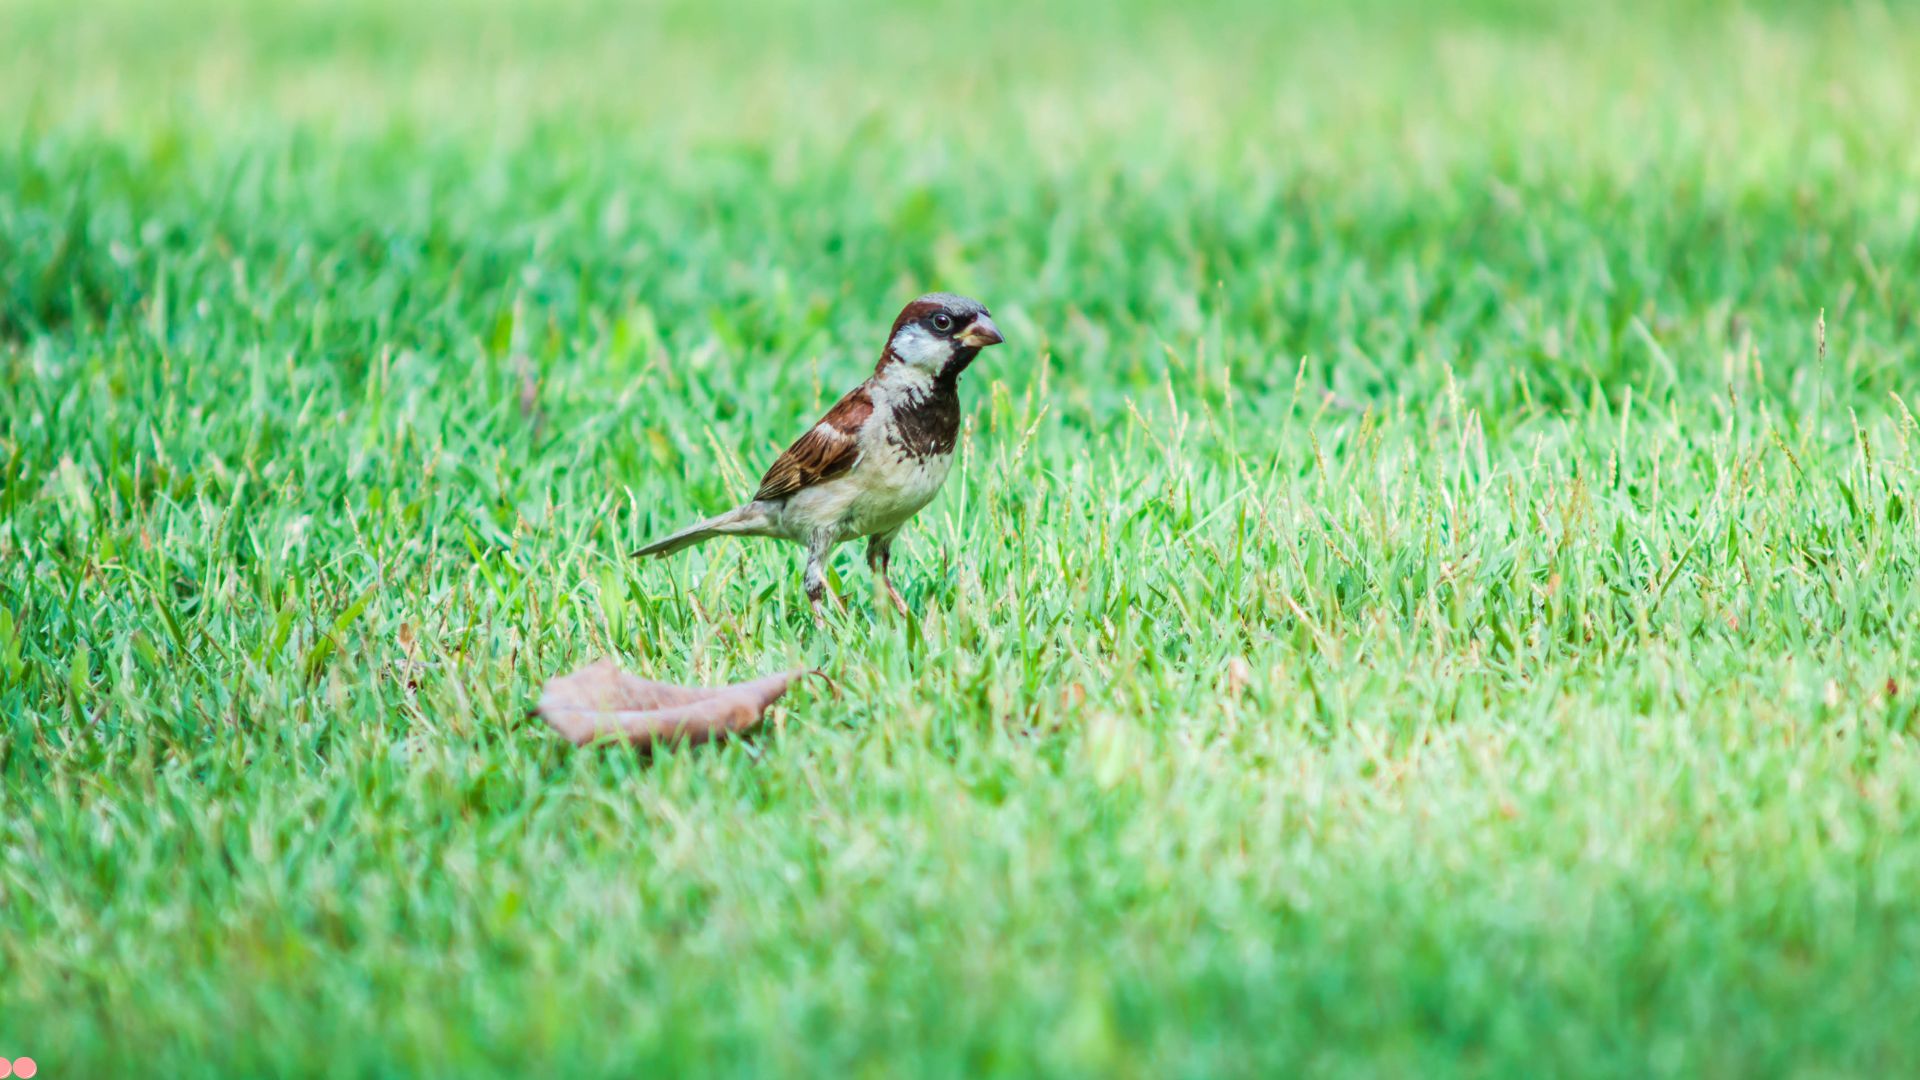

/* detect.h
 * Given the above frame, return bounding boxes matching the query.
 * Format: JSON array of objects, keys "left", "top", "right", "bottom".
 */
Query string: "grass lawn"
[{"left": 6, "top": 0, "right": 1920, "bottom": 1074}]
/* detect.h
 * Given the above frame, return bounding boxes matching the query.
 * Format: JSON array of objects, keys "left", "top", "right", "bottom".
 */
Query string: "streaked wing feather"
[{"left": 753, "top": 386, "right": 873, "bottom": 501}]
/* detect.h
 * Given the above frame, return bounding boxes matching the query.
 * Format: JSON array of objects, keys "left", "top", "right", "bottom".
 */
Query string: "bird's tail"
[{"left": 632, "top": 502, "right": 775, "bottom": 558}]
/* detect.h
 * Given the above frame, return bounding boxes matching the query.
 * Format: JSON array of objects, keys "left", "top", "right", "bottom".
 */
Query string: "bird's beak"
[{"left": 959, "top": 315, "right": 1004, "bottom": 348}]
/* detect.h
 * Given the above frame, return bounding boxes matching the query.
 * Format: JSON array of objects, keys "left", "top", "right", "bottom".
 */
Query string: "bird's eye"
[{"left": 931, "top": 313, "right": 954, "bottom": 333}]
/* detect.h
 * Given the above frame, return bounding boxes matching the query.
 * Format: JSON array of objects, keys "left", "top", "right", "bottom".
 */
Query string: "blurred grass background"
[{"left": 5, "top": 0, "right": 1920, "bottom": 1076}]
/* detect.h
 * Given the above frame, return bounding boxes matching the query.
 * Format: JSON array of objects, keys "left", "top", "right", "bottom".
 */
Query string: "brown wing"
[{"left": 752, "top": 386, "right": 873, "bottom": 502}]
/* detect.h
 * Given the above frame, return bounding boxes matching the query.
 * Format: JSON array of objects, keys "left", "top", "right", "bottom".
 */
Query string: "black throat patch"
[{"left": 887, "top": 375, "right": 964, "bottom": 457}]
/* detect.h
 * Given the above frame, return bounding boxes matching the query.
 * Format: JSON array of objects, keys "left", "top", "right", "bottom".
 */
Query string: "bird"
[{"left": 634, "top": 292, "right": 1004, "bottom": 621}]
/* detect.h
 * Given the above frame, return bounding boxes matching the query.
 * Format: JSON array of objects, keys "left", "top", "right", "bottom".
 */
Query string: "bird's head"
[{"left": 878, "top": 292, "right": 1003, "bottom": 381}]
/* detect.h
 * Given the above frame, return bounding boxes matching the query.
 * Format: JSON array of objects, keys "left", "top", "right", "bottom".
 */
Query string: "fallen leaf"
[{"left": 536, "top": 658, "right": 817, "bottom": 749}]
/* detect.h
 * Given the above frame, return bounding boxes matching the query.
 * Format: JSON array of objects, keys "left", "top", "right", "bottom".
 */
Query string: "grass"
[{"left": 5, "top": 0, "right": 1920, "bottom": 1074}]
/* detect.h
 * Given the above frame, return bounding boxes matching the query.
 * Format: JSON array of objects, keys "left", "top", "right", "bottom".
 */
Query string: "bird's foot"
[{"left": 807, "top": 585, "right": 846, "bottom": 627}]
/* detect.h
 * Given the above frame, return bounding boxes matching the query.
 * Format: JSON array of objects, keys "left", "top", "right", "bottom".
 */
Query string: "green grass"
[{"left": 6, "top": 0, "right": 1920, "bottom": 1074}]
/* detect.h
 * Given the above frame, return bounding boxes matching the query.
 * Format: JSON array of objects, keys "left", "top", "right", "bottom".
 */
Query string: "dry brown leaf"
[{"left": 535, "top": 658, "right": 815, "bottom": 749}]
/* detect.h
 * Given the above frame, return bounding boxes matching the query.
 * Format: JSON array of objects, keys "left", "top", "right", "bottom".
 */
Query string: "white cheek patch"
[{"left": 889, "top": 324, "right": 952, "bottom": 371}]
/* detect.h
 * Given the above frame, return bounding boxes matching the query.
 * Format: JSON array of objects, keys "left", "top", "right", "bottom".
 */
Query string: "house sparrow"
[{"left": 634, "top": 292, "right": 1004, "bottom": 620}]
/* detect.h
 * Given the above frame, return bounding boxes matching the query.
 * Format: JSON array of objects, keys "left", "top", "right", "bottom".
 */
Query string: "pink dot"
[
  {"left": 9, "top": 1059, "right": 31, "bottom": 1079},
  {"left": 0, "top": 1056, "right": 12, "bottom": 1078}
]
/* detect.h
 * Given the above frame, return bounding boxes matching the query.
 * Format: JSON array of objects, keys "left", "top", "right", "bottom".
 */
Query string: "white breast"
[{"left": 845, "top": 437, "right": 953, "bottom": 538}]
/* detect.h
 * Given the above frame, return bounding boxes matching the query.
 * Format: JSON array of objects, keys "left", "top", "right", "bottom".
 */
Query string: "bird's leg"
[
  {"left": 804, "top": 535, "right": 844, "bottom": 625},
  {"left": 867, "top": 532, "right": 909, "bottom": 617}
]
